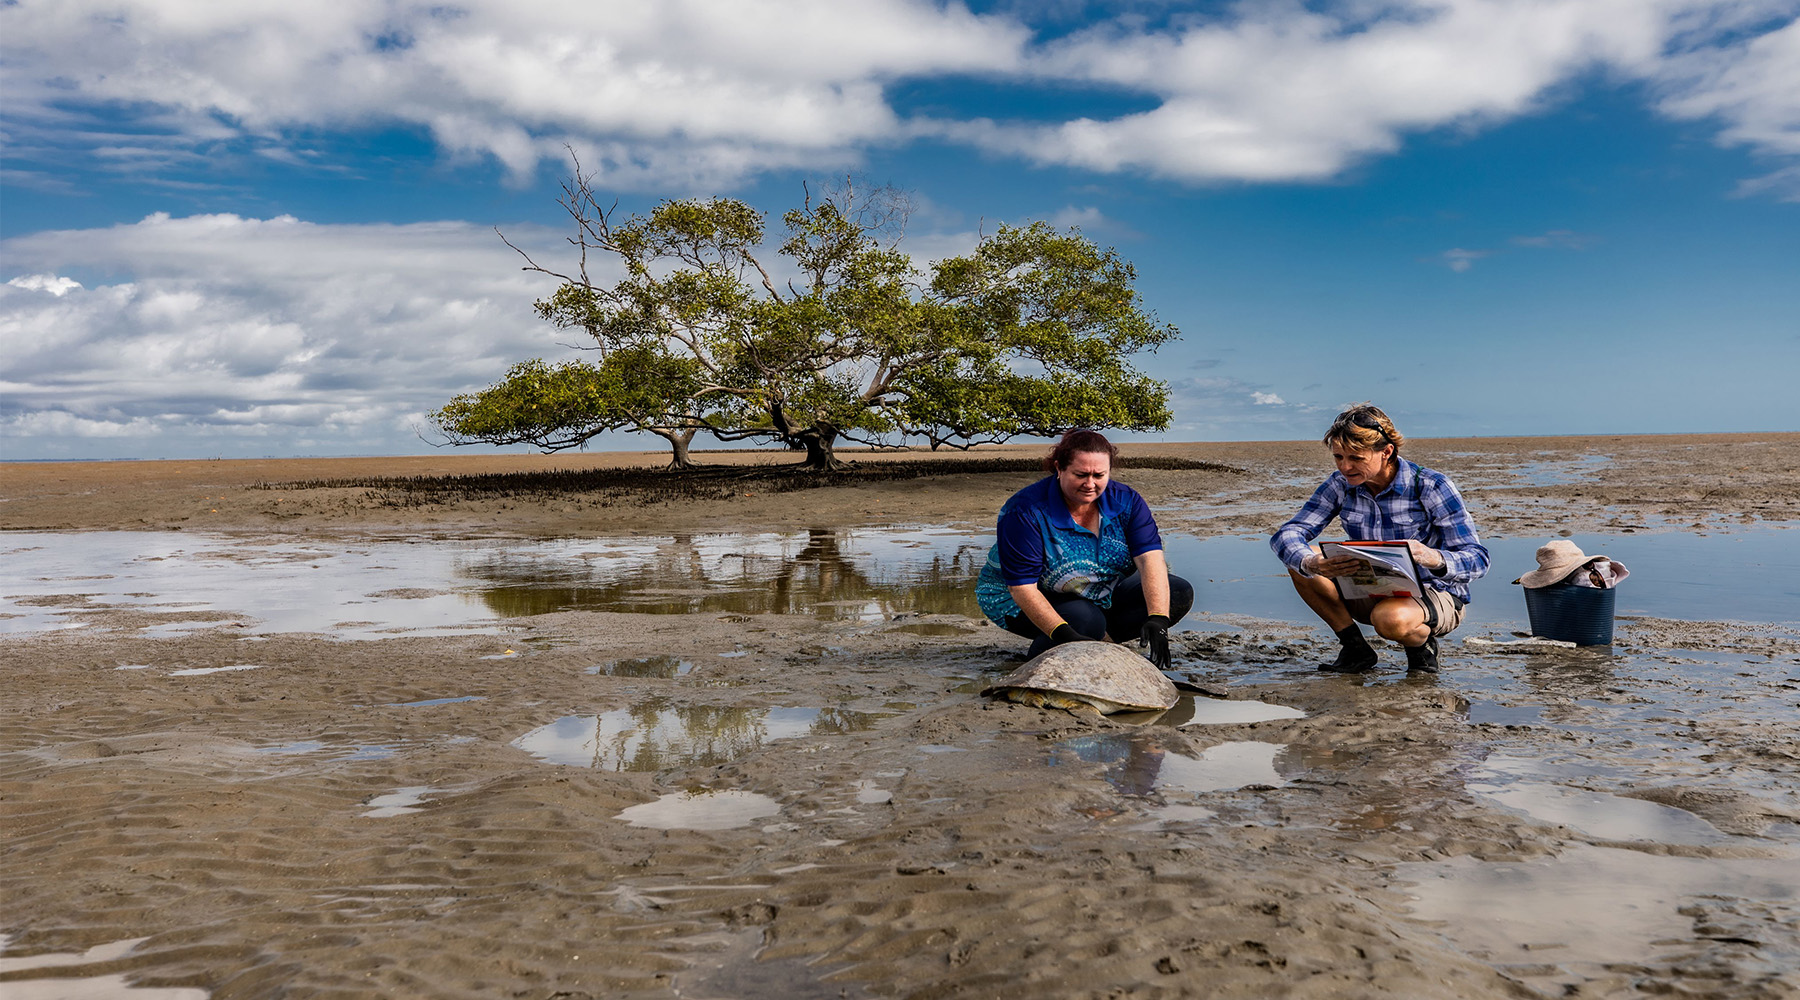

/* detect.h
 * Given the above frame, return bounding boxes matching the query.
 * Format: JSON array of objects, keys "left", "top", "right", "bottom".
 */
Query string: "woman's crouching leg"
[
  {"left": 1102, "top": 573, "right": 1194, "bottom": 639},
  {"left": 1004, "top": 593, "right": 1109, "bottom": 658}
]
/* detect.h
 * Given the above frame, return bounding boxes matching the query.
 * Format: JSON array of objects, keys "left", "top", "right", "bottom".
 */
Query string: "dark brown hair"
[{"left": 1043, "top": 429, "right": 1119, "bottom": 472}]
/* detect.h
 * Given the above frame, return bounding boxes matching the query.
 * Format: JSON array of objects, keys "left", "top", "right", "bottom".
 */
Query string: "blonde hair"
[{"left": 1324, "top": 403, "right": 1403, "bottom": 454}]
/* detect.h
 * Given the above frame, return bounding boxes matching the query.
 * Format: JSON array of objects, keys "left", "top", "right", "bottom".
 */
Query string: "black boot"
[
  {"left": 1320, "top": 625, "right": 1378, "bottom": 673},
  {"left": 1405, "top": 636, "right": 1440, "bottom": 674}
]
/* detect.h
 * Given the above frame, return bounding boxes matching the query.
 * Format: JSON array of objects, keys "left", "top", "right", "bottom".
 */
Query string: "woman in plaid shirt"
[{"left": 1270, "top": 404, "right": 1489, "bottom": 674}]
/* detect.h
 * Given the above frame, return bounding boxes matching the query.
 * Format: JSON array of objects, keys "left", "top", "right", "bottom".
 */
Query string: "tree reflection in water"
[
  {"left": 513, "top": 700, "right": 887, "bottom": 771},
  {"left": 590, "top": 655, "right": 692, "bottom": 678},
  {"left": 468, "top": 528, "right": 983, "bottom": 620}
]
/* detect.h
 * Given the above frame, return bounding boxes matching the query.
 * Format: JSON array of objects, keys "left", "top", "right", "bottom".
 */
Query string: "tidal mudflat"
[{"left": 3, "top": 434, "right": 1797, "bottom": 998}]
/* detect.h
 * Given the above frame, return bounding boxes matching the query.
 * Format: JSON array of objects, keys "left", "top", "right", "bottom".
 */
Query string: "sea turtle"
[{"left": 982, "top": 641, "right": 1180, "bottom": 716}]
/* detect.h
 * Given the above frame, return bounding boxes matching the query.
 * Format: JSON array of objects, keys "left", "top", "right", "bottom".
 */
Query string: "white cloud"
[
  {"left": 1041, "top": 204, "right": 1144, "bottom": 240},
  {"left": 1655, "top": 11, "right": 1800, "bottom": 195},
  {"left": 4, "top": 1, "right": 1794, "bottom": 191},
  {"left": 1, "top": 213, "right": 577, "bottom": 458},
  {"left": 1, "top": 0, "right": 1027, "bottom": 187},
  {"left": 947, "top": 0, "right": 1661, "bottom": 180},
  {"left": 7, "top": 274, "right": 83, "bottom": 296},
  {"left": 1730, "top": 162, "right": 1800, "bottom": 201},
  {"left": 1161, "top": 375, "right": 1330, "bottom": 440},
  {"left": 950, "top": 2, "right": 1798, "bottom": 188}
]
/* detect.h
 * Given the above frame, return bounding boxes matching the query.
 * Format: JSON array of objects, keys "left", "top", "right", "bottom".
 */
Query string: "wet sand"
[{"left": 3, "top": 433, "right": 1798, "bottom": 999}]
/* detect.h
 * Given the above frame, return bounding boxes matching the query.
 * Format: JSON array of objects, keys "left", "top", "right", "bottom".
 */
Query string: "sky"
[{"left": 3, "top": 0, "right": 1797, "bottom": 461}]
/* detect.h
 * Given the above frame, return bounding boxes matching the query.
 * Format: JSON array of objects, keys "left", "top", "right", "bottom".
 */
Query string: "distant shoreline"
[
  {"left": 4, "top": 428, "right": 1796, "bottom": 468},
  {"left": 5, "top": 432, "right": 1796, "bottom": 542}
]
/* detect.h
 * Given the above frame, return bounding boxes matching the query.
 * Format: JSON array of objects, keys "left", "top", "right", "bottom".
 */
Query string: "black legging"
[{"left": 1003, "top": 572, "right": 1194, "bottom": 658}]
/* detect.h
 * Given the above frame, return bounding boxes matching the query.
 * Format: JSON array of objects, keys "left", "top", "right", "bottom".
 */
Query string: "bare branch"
[
  {"left": 742, "top": 248, "right": 784, "bottom": 303},
  {"left": 496, "top": 227, "right": 579, "bottom": 285}
]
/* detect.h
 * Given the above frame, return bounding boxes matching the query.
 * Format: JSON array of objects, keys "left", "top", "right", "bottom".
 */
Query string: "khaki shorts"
[{"left": 1344, "top": 588, "right": 1465, "bottom": 637}]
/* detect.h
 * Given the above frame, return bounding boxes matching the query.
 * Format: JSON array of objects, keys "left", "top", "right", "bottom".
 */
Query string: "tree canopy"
[{"left": 433, "top": 162, "right": 1178, "bottom": 469}]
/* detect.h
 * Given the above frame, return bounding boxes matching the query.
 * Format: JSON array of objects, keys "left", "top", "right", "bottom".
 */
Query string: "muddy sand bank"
[{"left": 3, "top": 433, "right": 1798, "bottom": 999}]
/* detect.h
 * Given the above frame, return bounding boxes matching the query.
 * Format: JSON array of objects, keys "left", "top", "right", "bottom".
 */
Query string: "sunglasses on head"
[{"left": 1345, "top": 411, "right": 1394, "bottom": 450}]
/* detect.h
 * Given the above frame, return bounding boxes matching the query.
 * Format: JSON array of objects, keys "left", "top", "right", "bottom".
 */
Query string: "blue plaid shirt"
[{"left": 1270, "top": 456, "right": 1488, "bottom": 603}]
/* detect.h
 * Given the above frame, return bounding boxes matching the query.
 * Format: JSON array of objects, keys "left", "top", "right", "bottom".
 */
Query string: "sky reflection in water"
[
  {"left": 2, "top": 524, "right": 1794, "bottom": 638},
  {"left": 513, "top": 702, "right": 885, "bottom": 771}
]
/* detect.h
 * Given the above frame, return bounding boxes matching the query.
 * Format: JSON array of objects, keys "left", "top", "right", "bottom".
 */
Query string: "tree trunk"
[
  {"left": 768, "top": 401, "right": 849, "bottom": 471},
  {"left": 796, "top": 424, "right": 850, "bottom": 471},
  {"left": 655, "top": 428, "right": 699, "bottom": 470}
]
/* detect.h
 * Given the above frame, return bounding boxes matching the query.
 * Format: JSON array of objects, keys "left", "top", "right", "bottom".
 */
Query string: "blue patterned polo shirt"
[{"left": 975, "top": 476, "right": 1164, "bottom": 626}]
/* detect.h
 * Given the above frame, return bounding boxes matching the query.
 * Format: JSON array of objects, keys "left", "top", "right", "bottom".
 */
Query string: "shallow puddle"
[
  {"left": 1156, "top": 741, "right": 1291, "bottom": 793},
  {"left": 0, "top": 975, "right": 209, "bottom": 1000},
  {"left": 513, "top": 702, "right": 886, "bottom": 771},
  {"left": 0, "top": 528, "right": 984, "bottom": 637},
  {"left": 1469, "top": 753, "right": 1738, "bottom": 845},
  {"left": 255, "top": 739, "right": 399, "bottom": 761},
  {"left": 1398, "top": 844, "right": 1800, "bottom": 991},
  {"left": 617, "top": 789, "right": 782, "bottom": 830},
  {"left": 1052, "top": 734, "right": 1290, "bottom": 797},
  {"left": 5, "top": 524, "right": 1794, "bottom": 639},
  {"left": 0, "top": 935, "right": 153, "bottom": 974},
  {"left": 1475, "top": 782, "right": 1729, "bottom": 844},
  {"left": 362, "top": 786, "right": 442, "bottom": 818},
  {"left": 1444, "top": 649, "right": 1800, "bottom": 806},
  {"left": 588, "top": 656, "right": 694, "bottom": 677},
  {"left": 1165, "top": 698, "right": 1305, "bottom": 727},
  {"left": 888, "top": 622, "right": 976, "bottom": 636},
  {"left": 466, "top": 528, "right": 983, "bottom": 622},
  {"left": 1465, "top": 702, "right": 1547, "bottom": 726},
  {"left": 0, "top": 934, "right": 209, "bottom": 999},
  {"left": 1502, "top": 452, "right": 1614, "bottom": 486},
  {"left": 1162, "top": 524, "right": 1800, "bottom": 625}
]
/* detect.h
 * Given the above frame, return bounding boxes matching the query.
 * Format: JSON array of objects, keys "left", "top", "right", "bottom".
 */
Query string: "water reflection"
[
  {"left": 363, "top": 786, "right": 442, "bottom": 818},
  {"left": 890, "top": 623, "right": 976, "bottom": 636},
  {"left": 1052, "top": 733, "right": 1171, "bottom": 796},
  {"left": 0, "top": 934, "right": 211, "bottom": 1000},
  {"left": 1164, "top": 526, "right": 1800, "bottom": 625},
  {"left": 1158, "top": 741, "right": 1290, "bottom": 793},
  {"left": 469, "top": 529, "right": 982, "bottom": 621},
  {"left": 588, "top": 656, "right": 694, "bottom": 678},
  {"left": 617, "top": 789, "right": 782, "bottom": 830},
  {"left": 1050, "top": 733, "right": 1291, "bottom": 797},
  {"left": 0, "top": 528, "right": 985, "bottom": 637},
  {"left": 1504, "top": 453, "right": 1614, "bottom": 486},
  {"left": 513, "top": 700, "right": 886, "bottom": 771},
  {"left": 1469, "top": 754, "right": 1734, "bottom": 845},
  {"left": 1399, "top": 845, "right": 1800, "bottom": 992},
  {"left": 6, "top": 525, "right": 1794, "bottom": 638},
  {"left": 1162, "top": 698, "right": 1306, "bottom": 727},
  {"left": 1476, "top": 783, "right": 1728, "bottom": 844}
]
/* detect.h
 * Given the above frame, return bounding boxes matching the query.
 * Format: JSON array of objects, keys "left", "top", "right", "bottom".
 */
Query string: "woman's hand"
[
  {"left": 1404, "top": 540, "right": 1445, "bottom": 571},
  {"left": 1139, "top": 614, "right": 1171, "bottom": 671},
  {"left": 1302, "top": 551, "right": 1365, "bottom": 578}
]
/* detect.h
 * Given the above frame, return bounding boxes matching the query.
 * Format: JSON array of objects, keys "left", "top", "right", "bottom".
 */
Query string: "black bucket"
[{"left": 1523, "top": 583, "right": 1616, "bottom": 645}]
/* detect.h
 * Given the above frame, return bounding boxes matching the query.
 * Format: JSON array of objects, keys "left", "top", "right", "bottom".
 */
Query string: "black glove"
[
  {"left": 1048, "top": 623, "right": 1083, "bottom": 647},
  {"left": 1140, "top": 614, "right": 1171, "bottom": 671}
]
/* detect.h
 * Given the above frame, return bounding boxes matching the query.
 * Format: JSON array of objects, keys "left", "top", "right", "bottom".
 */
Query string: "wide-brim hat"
[{"left": 1513, "top": 539, "right": 1609, "bottom": 589}]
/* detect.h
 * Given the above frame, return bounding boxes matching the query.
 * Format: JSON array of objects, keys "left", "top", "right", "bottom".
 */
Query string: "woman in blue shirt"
[{"left": 976, "top": 430, "right": 1192, "bottom": 669}]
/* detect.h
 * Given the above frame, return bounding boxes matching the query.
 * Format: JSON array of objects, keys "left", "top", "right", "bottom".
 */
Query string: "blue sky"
[{"left": 3, "top": 0, "right": 1797, "bottom": 461}]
